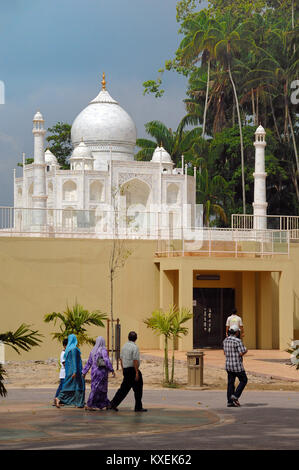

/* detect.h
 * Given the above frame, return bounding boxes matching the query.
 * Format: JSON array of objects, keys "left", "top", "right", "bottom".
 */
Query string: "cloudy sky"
[{"left": 0, "top": 0, "right": 207, "bottom": 205}]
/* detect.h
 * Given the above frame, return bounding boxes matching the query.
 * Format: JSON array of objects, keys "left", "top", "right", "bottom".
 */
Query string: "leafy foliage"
[
  {"left": 46, "top": 122, "right": 72, "bottom": 169},
  {"left": 0, "top": 324, "right": 43, "bottom": 396},
  {"left": 144, "top": 305, "right": 192, "bottom": 385},
  {"left": 140, "top": 0, "right": 299, "bottom": 218},
  {"left": 0, "top": 324, "right": 43, "bottom": 354},
  {"left": 44, "top": 301, "right": 107, "bottom": 346}
]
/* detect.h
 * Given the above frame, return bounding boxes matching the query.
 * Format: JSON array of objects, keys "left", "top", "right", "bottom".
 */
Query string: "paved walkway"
[
  {"left": 141, "top": 349, "right": 299, "bottom": 382},
  {"left": 1, "top": 349, "right": 298, "bottom": 451},
  {"left": 1, "top": 388, "right": 299, "bottom": 450}
]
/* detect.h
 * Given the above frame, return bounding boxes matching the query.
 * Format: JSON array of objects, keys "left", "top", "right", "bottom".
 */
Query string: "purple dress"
[{"left": 82, "top": 347, "right": 114, "bottom": 409}]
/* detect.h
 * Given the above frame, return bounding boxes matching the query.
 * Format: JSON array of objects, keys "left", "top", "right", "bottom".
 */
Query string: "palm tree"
[
  {"left": 178, "top": 10, "right": 219, "bottom": 137},
  {"left": 197, "top": 168, "right": 229, "bottom": 226},
  {"left": 0, "top": 324, "right": 43, "bottom": 396},
  {"left": 136, "top": 119, "right": 202, "bottom": 166},
  {"left": 44, "top": 301, "right": 107, "bottom": 346},
  {"left": 169, "top": 307, "right": 193, "bottom": 384},
  {"left": 213, "top": 13, "right": 252, "bottom": 214},
  {"left": 144, "top": 308, "right": 176, "bottom": 384}
]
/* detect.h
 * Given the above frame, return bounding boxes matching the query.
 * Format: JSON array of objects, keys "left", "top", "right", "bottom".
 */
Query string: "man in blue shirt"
[{"left": 223, "top": 325, "right": 248, "bottom": 407}]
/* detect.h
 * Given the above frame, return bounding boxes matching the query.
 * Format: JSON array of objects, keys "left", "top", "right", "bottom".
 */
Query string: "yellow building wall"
[
  {"left": 0, "top": 238, "right": 160, "bottom": 360},
  {"left": 1, "top": 237, "right": 299, "bottom": 360}
]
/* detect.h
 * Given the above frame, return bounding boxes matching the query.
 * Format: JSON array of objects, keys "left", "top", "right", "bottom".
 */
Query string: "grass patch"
[{"left": 162, "top": 381, "right": 181, "bottom": 389}]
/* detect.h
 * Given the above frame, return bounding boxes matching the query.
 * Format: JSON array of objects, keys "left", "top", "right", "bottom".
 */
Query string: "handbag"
[{"left": 96, "top": 354, "right": 106, "bottom": 368}]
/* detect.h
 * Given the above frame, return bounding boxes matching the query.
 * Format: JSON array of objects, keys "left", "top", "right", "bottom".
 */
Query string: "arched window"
[
  {"left": 167, "top": 183, "right": 180, "bottom": 205},
  {"left": 89, "top": 181, "right": 103, "bottom": 202},
  {"left": 63, "top": 180, "right": 77, "bottom": 202},
  {"left": 28, "top": 183, "right": 34, "bottom": 208},
  {"left": 17, "top": 187, "right": 22, "bottom": 203},
  {"left": 121, "top": 178, "right": 150, "bottom": 209}
]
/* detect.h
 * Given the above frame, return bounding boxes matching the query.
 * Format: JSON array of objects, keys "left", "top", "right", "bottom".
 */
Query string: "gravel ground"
[{"left": 3, "top": 354, "right": 299, "bottom": 391}]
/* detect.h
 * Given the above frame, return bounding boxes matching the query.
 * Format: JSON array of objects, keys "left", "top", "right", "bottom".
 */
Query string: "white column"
[
  {"left": 32, "top": 111, "right": 47, "bottom": 227},
  {"left": 253, "top": 125, "right": 267, "bottom": 230}
]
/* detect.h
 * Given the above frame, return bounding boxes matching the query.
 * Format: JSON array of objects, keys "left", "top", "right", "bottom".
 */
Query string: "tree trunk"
[
  {"left": 256, "top": 87, "right": 259, "bottom": 125},
  {"left": 268, "top": 88, "right": 281, "bottom": 142},
  {"left": 251, "top": 88, "right": 256, "bottom": 125},
  {"left": 202, "top": 58, "right": 210, "bottom": 138},
  {"left": 164, "top": 336, "right": 169, "bottom": 383},
  {"left": 291, "top": 163, "right": 299, "bottom": 202},
  {"left": 110, "top": 269, "right": 114, "bottom": 366},
  {"left": 288, "top": 108, "right": 299, "bottom": 203},
  {"left": 171, "top": 336, "right": 175, "bottom": 384},
  {"left": 228, "top": 64, "right": 246, "bottom": 214},
  {"left": 284, "top": 82, "right": 290, "bottom": 143}
]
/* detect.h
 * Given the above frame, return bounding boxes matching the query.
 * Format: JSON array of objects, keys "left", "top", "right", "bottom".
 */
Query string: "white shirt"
[
  {"left": 59, "top": 350, "right": 66, "bottom": 379},
  {"left": 120, "top": 341, "right": 140, "bottom": 368},
  {"left": 226, "top": 314, "right": 243, "bottom": 329}
]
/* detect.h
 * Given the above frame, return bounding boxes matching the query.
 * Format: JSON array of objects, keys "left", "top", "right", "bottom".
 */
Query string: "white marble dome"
[
  {"left": 151, "top": 146, "right": 173, "bottom": 164},
  {"left": 71, "top": 140, "right": 93, "bottom": 160},
  {"left": 71, "top": 88, "right": 137, "bottom": 150},
  {"left": 33, "top": 110, "right": 44, "bottom": 121},
  {"left": 255, "top": 124, "right": 265, "bottom": 134},
  {"left": 45, "top": 149, "right": 58, "bottom": 165}
]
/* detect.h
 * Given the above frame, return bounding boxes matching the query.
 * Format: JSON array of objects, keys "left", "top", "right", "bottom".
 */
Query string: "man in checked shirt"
[{"left": 223, "top": 324, "right": 248, "bottom": 407}]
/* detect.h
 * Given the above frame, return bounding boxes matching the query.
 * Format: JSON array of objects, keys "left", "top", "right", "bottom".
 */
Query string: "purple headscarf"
[{"left": 90, "top": 336, "right": 106, "bottom": 361}]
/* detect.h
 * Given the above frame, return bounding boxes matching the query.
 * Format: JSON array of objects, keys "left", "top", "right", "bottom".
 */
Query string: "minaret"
[
  {"left": 253, "top": 125, "right": 267, "bottom": 230},
  {"left": 32, "top": 110, "right": 47, "bottom": 226}
]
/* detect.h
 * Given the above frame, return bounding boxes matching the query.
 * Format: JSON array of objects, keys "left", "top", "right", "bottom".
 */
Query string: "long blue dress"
[
  {"left": 57, "top": 346, "right": 85, "bottom": 407},
  {"left": 82, "top": 347, "right": 114, "bottom": 409}
]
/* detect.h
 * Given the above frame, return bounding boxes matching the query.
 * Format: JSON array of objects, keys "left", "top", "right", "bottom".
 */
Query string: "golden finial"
[{"left": 101, "top": 72, "right": 106, "bottom": 90}]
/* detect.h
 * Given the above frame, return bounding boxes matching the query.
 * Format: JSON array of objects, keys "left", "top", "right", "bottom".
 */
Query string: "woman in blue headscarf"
[
  {"left": 82, "top": 336, "right": 115, "bottom": 410},
  {"left": 55, "top": 334, "right": 85, "bottom": 408}
]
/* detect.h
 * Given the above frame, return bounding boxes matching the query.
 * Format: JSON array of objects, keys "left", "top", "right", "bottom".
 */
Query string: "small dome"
[
  {"left": 71, "top": 140, "right": 93, "bottom": 160},
  {"left": 45, "top": 149, "right": 58, "bottom": 165},
  {"left": 255, "top": 124, "right": 265, "bottom": 134},
  {"left": 33, "top": 110, "right": 44, "bottom": 121},
  {"left": 151, "top": 146, "right": 173, "bottom": 164}
]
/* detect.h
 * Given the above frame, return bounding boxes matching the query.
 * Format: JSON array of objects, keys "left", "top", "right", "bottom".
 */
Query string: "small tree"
[
  {"left": 46, "top": 122, "right": 72, "bottom": 169},
  {"left": 44, "top": 301, "right": 107, "bottom": 346},
  {"left": 144, "top": 305, "right": 193, "bottom": 386},
  {"left": 0, "top": 324, "right": 43, "bottom": 397},
  {"left": 169, "top": 307, "right": 193, "bottom": 384},
  {"left": 144, "top": 307, "right": 176, "bottom": 384},
  {"left": 108, "top": 185, "right": 132, "bottom": 366}
]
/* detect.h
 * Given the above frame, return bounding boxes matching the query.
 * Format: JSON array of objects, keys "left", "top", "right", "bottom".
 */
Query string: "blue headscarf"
[{"left": 64, "top": 334, "right": 78, "bottom": 357}]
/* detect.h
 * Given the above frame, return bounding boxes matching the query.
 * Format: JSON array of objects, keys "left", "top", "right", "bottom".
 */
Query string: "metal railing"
[
  {"left": 0, "top": 206, "right": 193, "bottom": 240},
  {"left": 231, "top": 214, "right": 299, "bottom": 240},
  {"left": 156, "top": 227, "right": 290, "bottom": 258},
  {"left": 0, "top": 206, "right": 292, "bottom": 257}
]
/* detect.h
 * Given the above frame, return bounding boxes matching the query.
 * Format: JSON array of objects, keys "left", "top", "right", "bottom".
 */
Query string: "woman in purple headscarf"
[{"left": 82, "top": 336, "right": 115, "bottom": 410}]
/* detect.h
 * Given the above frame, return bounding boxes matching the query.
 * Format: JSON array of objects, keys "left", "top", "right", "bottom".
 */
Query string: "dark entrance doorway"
[{"left": 193, "top": 288, "right": 235, "bottom": 348}]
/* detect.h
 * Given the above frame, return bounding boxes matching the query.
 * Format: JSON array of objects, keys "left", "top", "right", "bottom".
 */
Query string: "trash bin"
[{"left": 186, "top": 350, "right": 204, "bottom": 387}]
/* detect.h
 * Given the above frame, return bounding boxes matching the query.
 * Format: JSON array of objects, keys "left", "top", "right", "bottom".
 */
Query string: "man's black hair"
[
  {"left": 63, "top": 338, "right": 68, "bottom": 346},
  {"left": 128, "top": 331, "right": 137, "bottom": 342},
  {"left": 231, "top": 308, "right": 238, "bottom": 315}
]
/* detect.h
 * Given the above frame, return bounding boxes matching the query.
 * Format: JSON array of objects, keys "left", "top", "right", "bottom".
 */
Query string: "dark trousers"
[
  {"left": 110, "top": 367, "right": 143, "bottom": 410},
  {"left": 227, "top": 370, "right": 248, "bottom": 403}
]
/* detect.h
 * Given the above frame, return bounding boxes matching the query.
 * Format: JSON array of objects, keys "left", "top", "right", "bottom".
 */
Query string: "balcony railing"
[
  {"left": 0, "top": 207, "right": 292, "bottom": 257},
  {"left": 155, "top": 227, "right": 289, "bottom": 258},
  {"left": 231, "top": 214, "right": 299, "bottom": 240}
]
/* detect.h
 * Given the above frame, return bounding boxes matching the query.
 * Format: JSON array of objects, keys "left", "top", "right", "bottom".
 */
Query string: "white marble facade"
[{"left": 14, "top": 75, "right": 197, "bottom": 236}]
